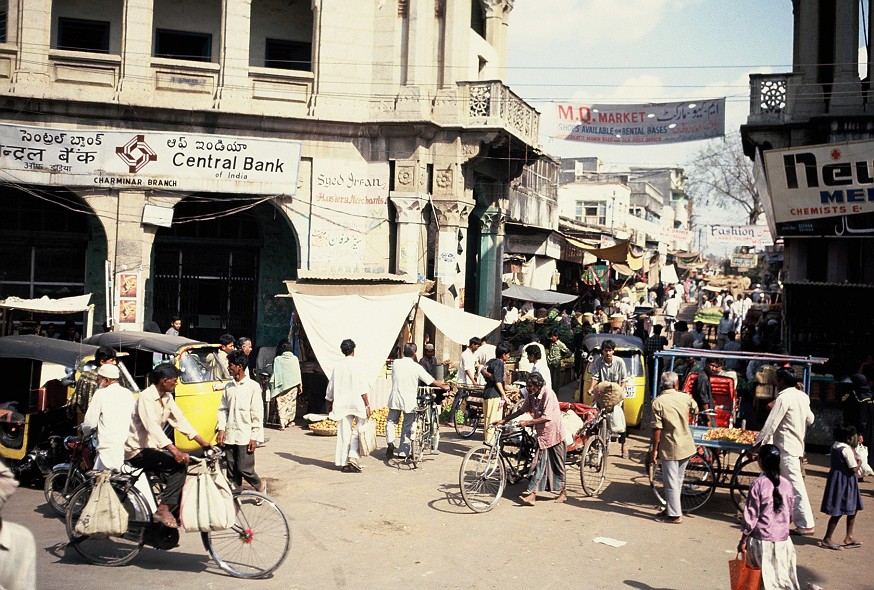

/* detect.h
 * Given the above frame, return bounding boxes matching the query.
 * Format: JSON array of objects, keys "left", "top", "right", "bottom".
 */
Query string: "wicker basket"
[
  {"left": 593, "top": 382, "right": 624, "bottom": 411},
  {"left": 309, "top": 425, "right": 338, "bottom": 436}
]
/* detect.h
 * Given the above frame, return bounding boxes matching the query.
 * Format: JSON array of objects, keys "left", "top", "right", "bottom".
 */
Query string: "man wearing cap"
[
  {"left": 0, "top": 460, "right": 36, "bottom": 590},
  {"left": 81, "top": 363, "right": 136, "bottom": 471},
  {"left": 419, "top": 343, "right": 439, "bottom": 378}
]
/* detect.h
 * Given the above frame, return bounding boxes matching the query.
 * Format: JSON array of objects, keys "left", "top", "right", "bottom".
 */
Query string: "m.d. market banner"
[
  {"left": 0, "top": 123, "right": 302, "bottom": 194},
  {"left": 763, "top": 139, "right": 874, "bottom": 236}
]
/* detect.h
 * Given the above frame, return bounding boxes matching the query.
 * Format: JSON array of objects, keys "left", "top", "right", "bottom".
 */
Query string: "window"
[
  {"left": 0, "top": 4, "right": 7, "bottom": 43},
  {"left": 57, "top": 18, "right": 110, "bottom": 53},
  {"left": 470, "top": 0, "right": 485, "bottom": 37},
  {"left": 264, "top": 38, "right": 311, "bottom": 71},
  {"left": 155, "top": 29, "right": 212, "bottom": 62},
  {"left": 575, "top": 201, "right": 606, "bottom": 225}
]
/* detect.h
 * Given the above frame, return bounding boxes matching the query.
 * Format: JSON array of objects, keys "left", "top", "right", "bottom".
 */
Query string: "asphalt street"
[{"left": 6, "top": 381, "right": 873, "bottom": 590}]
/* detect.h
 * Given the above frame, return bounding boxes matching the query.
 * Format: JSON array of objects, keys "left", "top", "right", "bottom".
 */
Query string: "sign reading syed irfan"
[
  {"left": 763, "top": 139, "right": 874, "bottom": 236},
  {"left": 0, "top": 123, "right": 302, "bottom": 195},
  {"left": 553, "top": 99, "right": 725, "bottom": 145}
]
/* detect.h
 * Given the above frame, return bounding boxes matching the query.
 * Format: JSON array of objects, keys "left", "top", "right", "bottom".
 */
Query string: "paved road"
[{"left": 6, "top": 391, "right": 872, "bottom": 590}]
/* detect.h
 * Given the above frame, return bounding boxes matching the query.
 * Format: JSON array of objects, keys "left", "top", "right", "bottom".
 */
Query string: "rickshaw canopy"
[
  {"left": 582, "top": 333, "right": 644, "bottom": 352},
  {"left": 0, "top": 335, "right": 98, "bottom": 366},
  {"left": 84, "top": 331, "right": 206, "bottom": 355}
]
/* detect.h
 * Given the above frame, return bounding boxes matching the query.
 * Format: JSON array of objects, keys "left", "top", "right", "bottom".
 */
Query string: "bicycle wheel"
[
  {"left": 580, "top": 436, "right": 608, "bottom": 496},
  {"left": 459, "top": 446, "right": 505, "bottom": 513},
  {"left": 729, "top": 456, "right": 759, "bottom": 511},
  {"left": 204, "top": 491, "right": 290, "bottom": 579},
  {"left": 65, "top": 480, "right": 148, "bottom": 566},
  {"left": 409, "top": 413, "right": 426, "bottom": 466},
  {"left": 679, "top": 456, "right": 716, "bottom": 513},
  {"left": 647, "top": 454, "right": 667, "bottom": 506},
  {"left": 453, "top": 392, "right": 480, "bottom": 439},
  {"left": 45, "top": 468, "right": 86, "bottom": 517}
]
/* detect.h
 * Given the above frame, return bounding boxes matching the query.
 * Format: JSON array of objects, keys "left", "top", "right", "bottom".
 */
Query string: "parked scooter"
[
  {"left": 44, "top": 433, "right": 96, "bottom": 516},
  {"left": 12, "top": 434, "right": 69, "bottom": 483}
]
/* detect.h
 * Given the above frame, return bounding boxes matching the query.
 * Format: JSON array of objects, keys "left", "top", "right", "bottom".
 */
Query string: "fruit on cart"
[
  {"left": 309, "top": 418, "right": 337, "bottom": 430},
  {"left": 702, "top": 427, "right": 758, "bottom": 445}
]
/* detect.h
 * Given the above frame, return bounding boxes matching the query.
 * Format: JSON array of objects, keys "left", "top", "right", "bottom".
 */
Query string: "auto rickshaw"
[
  {"left": 84, "top": 331, "right": 231, "bottom": 451},
  {"left": 575, "top": 333, "right": 647, "bottom": 428},
  {"left": 0, "top": 335, "right": 133, "bottom": 468}
]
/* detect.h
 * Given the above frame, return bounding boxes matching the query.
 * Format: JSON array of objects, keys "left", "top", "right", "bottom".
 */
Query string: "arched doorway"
[
  {"left": 0, "top": 187, "right": 107, "bottom": 333},
  {"left": 152, "top": 197, "right": 298, "bottom": 346}
]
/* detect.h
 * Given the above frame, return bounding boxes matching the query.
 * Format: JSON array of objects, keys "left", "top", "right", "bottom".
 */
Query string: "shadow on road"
[{"left": 275, "top": 451, "right": 337, "bottom": 471}]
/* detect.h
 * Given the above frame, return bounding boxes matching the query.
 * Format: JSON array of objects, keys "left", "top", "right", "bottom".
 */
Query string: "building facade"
[{"left": 0, "top": 0, "right": 544, "bottom": 351}]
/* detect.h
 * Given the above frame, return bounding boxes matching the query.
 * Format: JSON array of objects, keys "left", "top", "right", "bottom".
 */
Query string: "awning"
[
  {"left": 612, "top": 263, "right": 636, "bottom": 277},
  {"left": 0, "top": 294, "right": 93, "bottom": 313},
  {"left": 569, "top": 239, "right": 643, "bottom": 271},
  {"left": 501, "top": 285, "right": 578, "bottom": 306},
  {"left": 660, "top": 264, "right": 679, "bottom": 284},
  {"left": 417, "top": 297, "right": 500, "bottom": 344}
]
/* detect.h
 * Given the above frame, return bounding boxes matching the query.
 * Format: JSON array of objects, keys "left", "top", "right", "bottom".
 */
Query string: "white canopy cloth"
[
  {"left": 501, "top": 285, "right": 578, "bottom": 306},
  {"left": 291, "top": 291, "right": 420, "bottom": 389},
  {"left": 417, "top": 296, "right": 501, "bottom": 344},
  {"left": 660, "top": 264, "right": 679, "bottom": 285},
  {"left": 0, "top": 294, "right": 92, "bottom": 313}
]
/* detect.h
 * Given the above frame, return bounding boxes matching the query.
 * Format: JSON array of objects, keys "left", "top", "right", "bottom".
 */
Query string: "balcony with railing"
[
  {"left": 456, "top": 80, "right": 540, "bottom": 146},
  {"left": 748, "top": 73, "right": 799, "bottom": 124}
]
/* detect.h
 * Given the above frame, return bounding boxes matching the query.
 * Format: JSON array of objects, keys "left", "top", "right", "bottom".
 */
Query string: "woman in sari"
[{"left": 269, "top": 341, "right": 302, "bottom": 429}]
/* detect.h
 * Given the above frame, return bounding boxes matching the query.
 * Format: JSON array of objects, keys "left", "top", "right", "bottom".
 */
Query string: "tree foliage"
[{"left": 687, "top": 132, "right": 763, "bottom": 225}]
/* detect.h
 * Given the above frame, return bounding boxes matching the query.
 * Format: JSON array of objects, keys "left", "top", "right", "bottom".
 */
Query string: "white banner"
[
  {"left": 0, "top": 123, "right": 302, "bottom": 194},
  {"left": 730, "top": 254, "right": 757, "bottom": 269},
  {"left": 708, "top": 225, "right": 772, "bottom": 247},
  {"left": 310, "top": 159, "right": 390, "bottom": 274},
  {"left": 553, "top": 99, "right": 725, "bottom": 145}
]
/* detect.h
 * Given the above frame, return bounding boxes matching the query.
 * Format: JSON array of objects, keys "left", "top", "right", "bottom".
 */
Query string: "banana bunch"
[{"left": 702, "top": 427, "right": 758, "bottom": 445}]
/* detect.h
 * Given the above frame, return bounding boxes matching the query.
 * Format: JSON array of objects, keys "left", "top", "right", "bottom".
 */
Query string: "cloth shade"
[
  {"left": 660, "top": 264, "right": 680, "bottom": 284},
  {"left": 417, "top": 296, "right": 501, "bottom": 345},
  {"left": 292, "top": 291, "right": 420, "bottom": 387},
  {"left": 574, "top": 240, "right": 643, "bottom": 271},
  {"left": 501, "top": 285, "right": 578, "bottom": 306},
  {"left": 0, "top": 294, "right": 92, "bottom": 313}
]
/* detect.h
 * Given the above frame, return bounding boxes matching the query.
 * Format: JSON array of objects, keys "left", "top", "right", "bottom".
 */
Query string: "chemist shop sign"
[
  {"left": 0, "top": 123, "right": 302, "bottom": 195},
  {"left": 552, "top": 99, "right": 725, "bottom": 145}
]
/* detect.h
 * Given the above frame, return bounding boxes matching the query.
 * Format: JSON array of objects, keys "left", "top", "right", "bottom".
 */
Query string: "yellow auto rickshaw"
[
  {"left": 576, "top": 333, "right": 647, "bottom": 427},
  {"left": 84, "top": 331, "right": 231, "bottom": 451}
]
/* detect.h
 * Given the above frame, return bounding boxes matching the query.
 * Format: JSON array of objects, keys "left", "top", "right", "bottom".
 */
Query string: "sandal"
[
  {"left": 817, "top": 541, "right": 843, "bottom": 551},
  {"left": 842, "top": 541, "right": 862, "bottom": 549},
  {"left": 345, "top": 462, "right": 362, "bottom": 473}
]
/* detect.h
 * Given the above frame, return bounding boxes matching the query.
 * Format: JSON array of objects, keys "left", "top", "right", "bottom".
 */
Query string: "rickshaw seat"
[
  {"left": 681, "top": 373, "right": 737, "bottom": 427},
  {"left": 559, "top": 402, "right": 598, "bottom": 422}
]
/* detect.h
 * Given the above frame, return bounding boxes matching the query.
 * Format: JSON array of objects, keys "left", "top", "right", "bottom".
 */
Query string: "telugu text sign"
[
  {"left": 763, "top": 139, "right": 874, "bottom": 236},
  {"left": 0, "top": 123, "right": 302, "bottom": 195},
  {"left": 552, "top": 99, "right": 725, "bottom": 145}
]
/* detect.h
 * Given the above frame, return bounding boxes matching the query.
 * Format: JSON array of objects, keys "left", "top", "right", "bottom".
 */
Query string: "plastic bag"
[
  {"left": 74, "top": 471, "right": 129, "bottom": 537},
  {"left": 180, "top": 460, "right": 235, "bottom": 532},
  {"left": 728, "top": 549, "right": 762, "bottom": 590},
  {"left": 358, "top": 418, "right": 377, "bottom": 455},
  {"left": 606, "top": 401, "right": 626, "bottom": 434}
]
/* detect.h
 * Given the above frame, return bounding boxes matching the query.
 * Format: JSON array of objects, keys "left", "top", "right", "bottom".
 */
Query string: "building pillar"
[
  {"left": 829, "top": 0, "right": 863, "bottom": 113},
  {"left": 482, "top": 0, "right": 513, "bottom": 75},
  {"left": 389, "top": 194, "right": 428, "bottom": 278},
  {"left": 792, "top": 0, "right": 824, "bottom": 116},
  {"left": 116, "top": 0, "right": 153, "bottom": 100},
  {"left": 430, "top": 198, "right": 473, "bottom": 357},
  {"left": 215, "top": 0, "right": 252, "bottom": 109},
  {"left": 476, "top": 207, "right": 505, "bottom": 320},
  {"left": 11, "top": 0, "right": 51, "bottom": 90}
]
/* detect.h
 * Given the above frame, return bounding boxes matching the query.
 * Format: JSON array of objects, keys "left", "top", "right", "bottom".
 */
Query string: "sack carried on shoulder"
[
  {"left": 358, "top": 417, "right": 377, "bottom": 455},
  {"left": 180, "top": 459, "right": 236, "bottom": 532},
  {"left": 728, "top": 549, "right": 762, "bottom": 590},
  {"left": 74, "top": 471, "right": 129, "bottom": 537}
]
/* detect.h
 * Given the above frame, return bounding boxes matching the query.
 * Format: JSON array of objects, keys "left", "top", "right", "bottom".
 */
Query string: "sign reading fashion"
[
  {"left": 310, "top": 159, "right": 390, "bottom": 274},
  {"left": 708, "top": 225, "right": 772, "bottom": 247},
  {"left": 763, "top": 139, "right": 874, "bottom": 236},
  {"left": 0, "top": 123, "right": 302, "bottom": 194},
  {"left": 552, "top": 99, "right": 725, "bottom": 145}
]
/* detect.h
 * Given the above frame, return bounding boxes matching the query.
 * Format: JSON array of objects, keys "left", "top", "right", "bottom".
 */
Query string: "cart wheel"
[
  {"left": 452, "top": 394, "right": 479, "bottom": 439},
  {"left": 679, "top": 455, "right": 716, "bottom": 513},
  {"left": 729, "top": 456, "right": 758, "bottom": 511},
  {"left": 646, "top": 453, "right": 667, "bottom": 507}
]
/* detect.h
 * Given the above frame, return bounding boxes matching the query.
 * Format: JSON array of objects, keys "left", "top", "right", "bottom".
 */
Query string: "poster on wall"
[
  {"left": 116, "top": 272, "right": 141, "bottom": 324},
  {"left": 309, "top": 159, "right": 390, "bottom": 274}
]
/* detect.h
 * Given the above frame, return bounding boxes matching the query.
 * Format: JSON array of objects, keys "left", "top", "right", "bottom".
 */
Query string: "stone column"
[
  {"left": 115, "top": 0, "right": 153, "bottom": 100},
  {"left": 12, "top": 0, "right": 51, "bottom": 91},
  {"left": 792, "top": 0, "right": 824, "bottom": 117},
  {"left": 389, "top": 194, "right": 428, "bottom": 278},
  {"left": 482, "top": 0, "right": 513, "bottom": 75},
  {"left": 476, "top": 207, "right": 505, "bottom": 321},
  {"left": 430, "top": 198, "right": 473, "bottom": 358},
  {"left": 829, "top": 0, "right": 862, "bottom": 113},
  {"left": 214, "top": 0, "right": 252, "bottom": 109}
]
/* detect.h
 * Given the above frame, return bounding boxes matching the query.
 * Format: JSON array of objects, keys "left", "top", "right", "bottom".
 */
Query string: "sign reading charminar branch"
[{"left": 0, "top": 123, "right": 302, "bottom": 194}]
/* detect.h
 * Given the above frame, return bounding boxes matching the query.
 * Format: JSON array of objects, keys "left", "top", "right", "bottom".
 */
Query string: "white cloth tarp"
[
  {"left": 0, "top": 294, "right": 92, "bottom": 313},
  {"left": 292, "top": 292, "right": 420, "bottom": 388},
  {"left": 660, "top": 264, "right": 679, "bottom": 285},
  {"left": 417, "top": 296, "right": 501, "bottom": 344},
  {"left": 519, "top": 255, "right": 556, "bottom": 291},
  {"left": 501, "top": 285, "right": 578, "bottom": 306}
]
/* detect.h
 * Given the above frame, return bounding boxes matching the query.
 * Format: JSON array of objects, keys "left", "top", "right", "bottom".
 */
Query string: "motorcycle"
[
  {"left": 12, "top": 434, "right": 69, "bottom": 483},
  {"left": 44, "top": 433, "right": 96, "bottom": 516}
]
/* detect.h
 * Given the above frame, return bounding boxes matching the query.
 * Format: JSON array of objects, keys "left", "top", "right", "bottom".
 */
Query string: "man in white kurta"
[
  {"left": 325, "top": 339, "right": 371, "bottom": 471},
  {"left": 81, "top": 364, "right": 135, "bottom": 471},
  {"left": 753, "top": 368, "right": 817, "bottom": 534}
]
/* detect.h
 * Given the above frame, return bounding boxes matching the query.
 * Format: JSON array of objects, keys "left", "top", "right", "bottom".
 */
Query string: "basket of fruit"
[
  {"left": 370, "top": 407, "right": 402, "bottom": 437},
  {"left": 309, "top": 418, "right": 338, "bottom": 436}
]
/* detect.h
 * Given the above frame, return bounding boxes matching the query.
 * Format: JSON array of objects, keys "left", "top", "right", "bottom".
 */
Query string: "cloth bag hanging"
[
  {"left": 728, "top": 548, "right": 762, "bottom": 590},
  {"left": 358, "top": 418, "right": 377, "bottom": 456},
  {"left": 180, "top": 459, "right": 236, "bottom": 532},
  {"left": 74, "top": 471, "right": 129, "bottom": 537}
]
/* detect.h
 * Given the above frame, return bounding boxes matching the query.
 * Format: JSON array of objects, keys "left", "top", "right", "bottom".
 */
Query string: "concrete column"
[
  {"left": 12, "top": 0, "right": 51, "bottom": 89},
  {"left": 476, "top": 207, "right": 505, "bottom": 320},
  {"left": 440, "top": 0, "right": 468, "bottom": 86},
  {"left": 116, "top": 0, "right": 154, "bottom": 100},
  {"left": 792, "top": 0, "right": 825, "bottom": 117},
  {"left": 430, "top": 198, "right": 473, "bottom": 358},
  {"left": 404, "top": 0, "right": 431, "bottom": 86},
  {"left": 215, "top": 0, "right": 252, "bottom": 109},
  {"left": 482, "top": 0, "right": 512, "bottom": 75},
  {"left": 829, "top": 0, "right": 863, "bottom": 113},
  {"left": 389, "top": 194, "right": 428, "bottom": 278}
]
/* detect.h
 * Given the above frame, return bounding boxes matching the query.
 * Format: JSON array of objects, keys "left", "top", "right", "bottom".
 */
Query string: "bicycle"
[
  {"left": 407, "top": 386, "right": 442, "bottom": 467},
  {"left": 458, "top": 422, "right": 538, "bottom": 513},
  {"left": 64, "top": 449, "right": 290, "bottom": 578},
  {"left": 450, "top": 384, "right": 483, "bottom": 439},
  {"left": 578, "top": 407, "right": 610, "bottom": 497},
  {"left": 45, "top": 433, "right": 96, "bottom": 516}
]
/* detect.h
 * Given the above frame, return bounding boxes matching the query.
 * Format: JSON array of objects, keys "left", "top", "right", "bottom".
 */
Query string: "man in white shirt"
[
  {"left": 476, "top": 339, "right": 497, "bottom": 385},
  {"left": 386, "top": 343, "right": 448, "bottom": 458},
  {"left": 662, "top": 293, "right": 681, "bottom": 333},
  {"left": 458, "top": 337, "right": 482, "bottom": 386},
  {"left": 752, "top": 367, "right": 817, "bottom": 535},
  {"left": 524, "top": 344, "right": 551, "bottom": 385},
  {"left": 217, "top": 350, "right": 266, "bottom": 495},
  {"left": 326, "top": 339, "right": 371, "bottom": 472},
  {"left": 0, "top": 460, "right": 36, "bottom": 590},
  {"left": 81, "top": 364, "right": 135, "bottom": 471}
]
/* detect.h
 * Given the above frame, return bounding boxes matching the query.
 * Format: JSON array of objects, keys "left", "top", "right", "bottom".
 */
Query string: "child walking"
[
  {"left": 738, "top": 444, "right": 800, "bottom": 590},
  {"left": 820, "top": 424, "right": 864, "bottom": 550}
]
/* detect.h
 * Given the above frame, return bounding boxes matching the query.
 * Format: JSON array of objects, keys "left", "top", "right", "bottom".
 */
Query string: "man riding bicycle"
[{"left": 125, "top": 362, "right": 212, "bottom": 529}]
